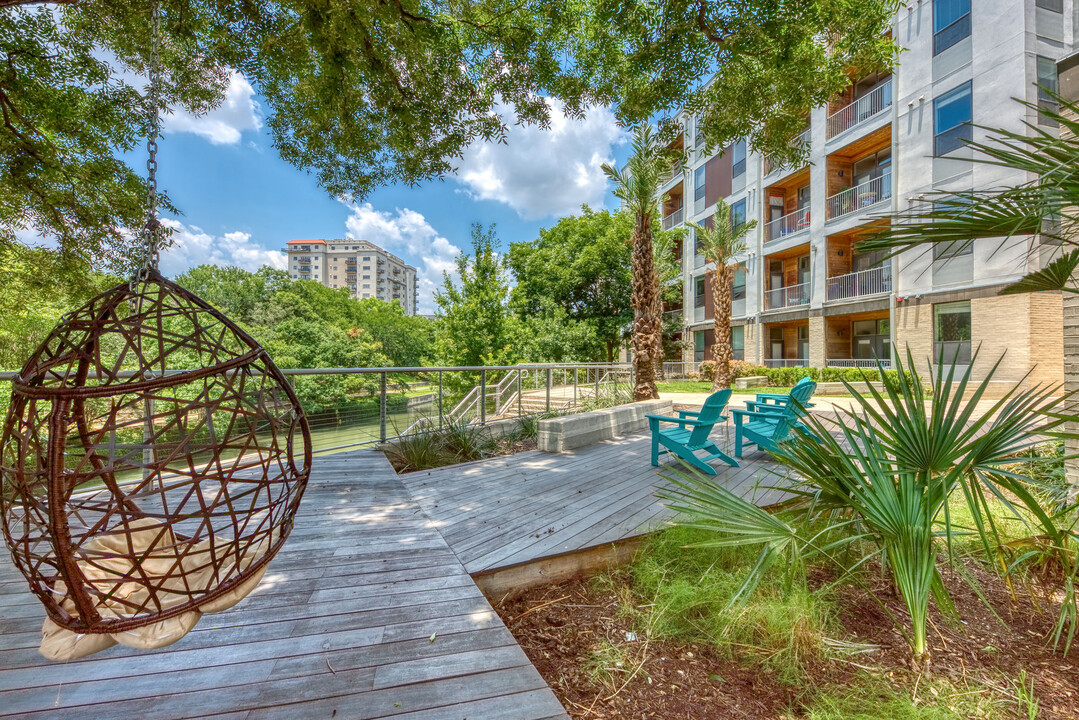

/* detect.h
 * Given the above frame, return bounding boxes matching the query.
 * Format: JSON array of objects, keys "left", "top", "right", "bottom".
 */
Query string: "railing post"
[
  {"left": 545, "top": 368, "right": 551, "bottom": 412},
  {"left": 573, "top": 367, "right": 578, "bottom": 405},
  {"left": 594, "top": 368, "right": 600, "bottom": 397},
  {"left": 480, "top": 369, "right": 487, "bottom": 425},
  {"left": 517, "top": 369, "right": 522, "bottom": 417},
  {"left": 438, "top": 371, "right": 443, "bottom": 429},
  {"left": 379, "top": 371, "right": 387, "bottom": 442}
]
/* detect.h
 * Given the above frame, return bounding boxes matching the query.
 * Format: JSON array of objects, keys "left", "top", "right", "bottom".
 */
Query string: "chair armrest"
[
  {"left": 731, "top": 408, "right": 785, "bottom": 422},
  {"left": 745, "top": 403, "right": 787, "bottom": 414},
  {"left": 753, "top": 394, "right": 787, "bottom": 404},
  {"left": 646, "top": 414, "right": 703, "bottom": 427},
  {"left": 677, "top": 409, "right": 701, "bottom": 418}
]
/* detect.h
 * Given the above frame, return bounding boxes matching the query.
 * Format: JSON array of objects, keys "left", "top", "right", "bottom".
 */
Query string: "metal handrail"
[
  {"left": 764, "top": 281, "right": 811, "bottom": 310},
  {"left": 826, "top": 265, "right": 892, "bottom": 301},
  {"left": 827, "top": 358, "right": 894, "bottom": 370},
  {"left": 825, "top": 171, "right": 892, "bottom": 221},
  {"left": 765, "top": 207, "right": 810, "bottom": 243},
  {"left": 826, "top": 78, "right": 893, "bottom": 139},
  {"left": 662, "top": 207, "right": 684, "bottom": 230}
]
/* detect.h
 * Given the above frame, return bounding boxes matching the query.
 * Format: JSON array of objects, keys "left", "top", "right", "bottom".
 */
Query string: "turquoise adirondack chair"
[
  {"left": 731, "top": 380, "right": 817, "bottom": 458},
  {"left": 647, "top": 389, "right": 739, "bottom": 475},
  {"left": 745, "top": 376, "right": 816, "bottom": 413}
]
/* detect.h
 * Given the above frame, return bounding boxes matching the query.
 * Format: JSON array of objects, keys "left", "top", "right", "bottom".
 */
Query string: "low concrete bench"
[
  {"left": 734, "top": 375, "right": 769, "bottom": 389},
  {"left": 538, "top": 398, "right": 673, "bottom": 453},
  {"left": 816, "top": 380, "right": 886, "bottom": 395}
]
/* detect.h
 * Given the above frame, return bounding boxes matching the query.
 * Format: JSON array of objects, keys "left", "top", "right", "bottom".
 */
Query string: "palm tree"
[
  {"left": 602, "top": 126, "right": 677, "bottom": 401},
  {"left": 689, "top": 200, "right": 756, "bottom": 390}
]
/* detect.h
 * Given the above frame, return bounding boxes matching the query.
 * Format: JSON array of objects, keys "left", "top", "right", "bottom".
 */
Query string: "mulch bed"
[{"left": 494, "top": 559, "right": 1079, "bottom": 719}]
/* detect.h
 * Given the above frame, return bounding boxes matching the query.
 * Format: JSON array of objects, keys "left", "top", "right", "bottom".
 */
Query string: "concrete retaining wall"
[{"left": 538, "top": 399, "right": 672, "bottom": 453}]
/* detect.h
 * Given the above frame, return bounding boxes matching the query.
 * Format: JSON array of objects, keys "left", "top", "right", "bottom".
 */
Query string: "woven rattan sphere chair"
[{"left": 1, "top": 270, "right": 311, "bottom": 659}]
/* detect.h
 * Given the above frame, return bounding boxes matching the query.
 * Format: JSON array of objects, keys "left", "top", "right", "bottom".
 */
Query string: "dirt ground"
[{"left": 495, "top": 561, "right": 1079, "bottom": 719}]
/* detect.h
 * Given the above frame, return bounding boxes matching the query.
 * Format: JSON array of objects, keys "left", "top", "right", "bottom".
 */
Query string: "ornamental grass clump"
[{"left": 661, "top": 349, "right": 1078, "bottom": 669}]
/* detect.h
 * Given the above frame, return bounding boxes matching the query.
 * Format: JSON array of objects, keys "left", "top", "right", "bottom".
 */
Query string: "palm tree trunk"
[
  {"left": 711, "top": 263, "right": 734, "bottom": 391},
  {"left": 631, "top": 220, "right": 660, "bottom": 401},
  {"left": 653, "top": 291, "right": 665, "bottom": 381}
]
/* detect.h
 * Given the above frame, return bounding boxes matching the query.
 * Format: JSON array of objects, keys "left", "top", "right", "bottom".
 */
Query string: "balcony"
[
  {"left": 764, "top": 358, "right": 808, "bottom": 368},
  {"left": 827, "top": 78, "right": 892, "bottom": 139},
  {"left": 765, "top": 208, "right": 810, "bottom": 244},
  {"left": 764, "top": 281, "right": 811, "bottom": 311},
  {"left": 826, "top": 358, "right": 893, "bottom": 370},
  {"left": 662, "top": 207, "right": 684, "bottom": 230},
  {"left": 763, "top": 128, "right": 810, "bottom": 176},
  {"left": 826, "top": 265, "right": 891, "bottom": 301},
  {"left": 826, "top": 171, "right": 891, "bottom": 221}
]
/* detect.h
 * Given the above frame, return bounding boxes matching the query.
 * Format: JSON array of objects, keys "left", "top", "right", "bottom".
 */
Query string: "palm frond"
[{"left": 1000, "top": 249, "right": 1079, "bottom": 294}]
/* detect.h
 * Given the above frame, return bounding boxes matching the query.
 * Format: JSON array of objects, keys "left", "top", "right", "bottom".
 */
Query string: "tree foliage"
[
  {"left": 508, "top": 206, "right": 634, "bottom": 362},
  {"left": 2, "top": 0, "right": 898, "bottom": 271},
  {"left": 433, "top": 223, "right": 516, "bottom": 368}
]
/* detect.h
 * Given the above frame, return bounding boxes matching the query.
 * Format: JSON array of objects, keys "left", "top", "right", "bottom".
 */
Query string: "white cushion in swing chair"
[{"left": 39, "top": 518, "right": 277, "bottom": 661}]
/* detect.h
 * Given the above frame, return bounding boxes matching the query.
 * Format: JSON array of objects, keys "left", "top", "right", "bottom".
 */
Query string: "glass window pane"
[
  {"left": 853, "top": 320, "right": 876, "bottom": 336},
  {"left": 934, "top": 301, "right": 972, "bottom": 342},
  {"left": 731, "top": 199, "right": 747, "bottom": 230},
  {"left": 1037, "top": 0, "right": 1063, "bottom": 12},
  {"left": 731, "top": 326, "right": 744, "bottom": 352},
  {"left": 935, "top": 82, "right": 972, "bottom": 133},
  {"left": 934, "top": 0, "right": 970, "bottom": 32}
]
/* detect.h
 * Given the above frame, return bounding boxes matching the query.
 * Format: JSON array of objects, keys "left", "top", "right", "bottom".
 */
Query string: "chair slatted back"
[
  {"left": 688, "top": 389, "right": 732, "bottom": 446},
  {"left": 786, "top": 379, "right": 816, "bottom": 416}
]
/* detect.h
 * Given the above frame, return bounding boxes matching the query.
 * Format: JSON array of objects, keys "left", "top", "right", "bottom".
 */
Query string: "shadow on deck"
[{"left": 0, "top": 419, "right": 790, "bottom": 718}]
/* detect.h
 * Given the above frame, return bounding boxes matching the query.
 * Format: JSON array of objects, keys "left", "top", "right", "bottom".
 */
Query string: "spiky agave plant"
[{"left": 660, "top": 349, "right": 1076, "bottom": 667}]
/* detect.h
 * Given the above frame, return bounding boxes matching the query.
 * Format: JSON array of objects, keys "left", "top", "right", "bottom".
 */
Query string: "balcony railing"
[
  {"left": 764, "top": 281, "right": 811, "bottom": 310},
  {"left": 827, "top": 358, "right": 893, "bottom": 370},
  {"left": 826, "top": 171, "right": 892, "bottom": 221},
  {"left": 826, "top": 78, "right": 893, "bottom": 139},
  {"left": 765, "top": 208, "right": 810, "bottom": 243},
  {"left": 826, "top": 265, "right": 892, "bottom": 301},
  {"left": 763, "top": 128, "right": 810, "bottom": 175},
  {"left": 662, "top": 207, "right": 684, "bottom": 230},
  {"left": 665, "top": 159, "right": 684, "bottom": 184},
  {"left": 764, "top": 358, "right": 808, "bottom": 368}
]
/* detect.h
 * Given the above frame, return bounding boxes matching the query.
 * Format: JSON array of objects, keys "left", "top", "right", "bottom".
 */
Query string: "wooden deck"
[
  {"left": 399, "top": 424, "right": 796, "bottom": 574},
  {"left": 0, "top": 451, "right": 569, "bottom": 720}
]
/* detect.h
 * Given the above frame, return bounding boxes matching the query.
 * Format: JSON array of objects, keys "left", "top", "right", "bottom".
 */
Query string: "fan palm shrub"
[
  {"left": 661, "top": 350, "right": 1077, "bottom": 667},
  {"left": 688, "top": 200, "right": 757, "bottom": 390}
]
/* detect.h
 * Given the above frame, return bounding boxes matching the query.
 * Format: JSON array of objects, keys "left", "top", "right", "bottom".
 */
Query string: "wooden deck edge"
[{"left": 470, "top": 536, "right": 650, "bottom": 601}]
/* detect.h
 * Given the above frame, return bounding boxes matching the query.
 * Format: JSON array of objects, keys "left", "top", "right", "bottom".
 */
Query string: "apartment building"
[
  {"left": 665, "top": 0, "right": 1069, "bottom": 387},
  {"left": 284, "top": 239, "right": 418, "bottom": 314}
]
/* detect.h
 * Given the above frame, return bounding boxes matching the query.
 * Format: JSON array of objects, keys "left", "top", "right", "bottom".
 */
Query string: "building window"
[
  {"left": 1037, "top": 0, "right": 1063, "bottom": 12},
  {"left": 934, "top": 301, "right": 972, "bottom": 365},
  {"left": 731, "top": 198, "right": 747, "bottom": 231},
  {"left": 852, "top": 319, "right": 891, "bottom": 361},
  {"left": 1037, "top": 55, "right": 1060, "bottom": 126},
  {"left": 694, "top": 276, "right": 706, "bottom": 309},
  {"left": 934, "top": 81, "right": 973, "bottom": 155},
  {"left": 733, "top": 267, "right": 746, "bottom": 302},
  {"left": 933, "top": 240, "right": 973, "bottom": 260},
  {"left": 731, "top": 139, "right": 747, "bottom": 178},
  {"left": 933, "top": 0, "right": 970, "bottom": 56},
  {"left": 731, "top": 326, "right": 745, "bottom": 361},
  {"left": 694, "top": 165, "right": 706, "bottom": 214},
  {"left": 694, "top": 331, "right": 706, "bottom": 363}
]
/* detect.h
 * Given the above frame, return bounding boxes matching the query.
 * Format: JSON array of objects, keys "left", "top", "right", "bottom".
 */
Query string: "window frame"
[
  {"left": 1037, "top": 55, "right": 1060, "bottom": 127},
  {"left": 934, "top": 81, "right": 973, "bottom": 156},
  {"left": 933, "top": 0, "right": 971, "bottom": 56},
  {"left": 1036, "top": 0, "right": 1063, "bottom": 12},
  {"left": 933, "top": 300, "right": 972, "bottom": 365},
  {"left": 731, "top": 139, "right": 747, "bottom": 178},
  {"left": 731, "top": 198, "right": 747, "bottom": 232}
]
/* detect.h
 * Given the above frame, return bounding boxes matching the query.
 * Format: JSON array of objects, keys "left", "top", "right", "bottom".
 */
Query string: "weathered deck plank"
[
  {"left": 0, "top": 450, "right": 568, "bottom": 720},
  {"left": 399, "top": 423, "right": 794, "bottom": 574}
]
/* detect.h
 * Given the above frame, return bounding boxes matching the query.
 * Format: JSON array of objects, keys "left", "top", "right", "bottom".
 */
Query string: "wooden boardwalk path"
[
  {"left": 399, "top": 423, "right": 796, "bottom": 574},
  {"left": 0, "top": 452, "right": 569, "bottom": 720}
]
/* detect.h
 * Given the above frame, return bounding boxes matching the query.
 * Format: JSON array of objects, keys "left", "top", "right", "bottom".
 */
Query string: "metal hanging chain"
[{"left": 137, "top": 0, "right": 163, "bottom": 279}]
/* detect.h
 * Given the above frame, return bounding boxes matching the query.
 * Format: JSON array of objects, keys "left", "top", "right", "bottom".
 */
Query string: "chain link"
[{"left": 135, "top": 0, "right": 163, "bottom": 284}]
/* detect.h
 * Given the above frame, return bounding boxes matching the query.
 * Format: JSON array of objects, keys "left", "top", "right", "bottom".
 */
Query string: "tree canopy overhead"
[{"left": 1, "top": 0, "right": 898, "bottom": 271}]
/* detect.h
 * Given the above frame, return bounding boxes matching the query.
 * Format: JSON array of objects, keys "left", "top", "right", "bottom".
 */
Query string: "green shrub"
[
  {"left": 441, "top": 420, "right": 497, "bottom": 461},
  {"left": 699, "top": 360, "right": 717, "bottom": 382},
  {"left": 382, "top": 427, "right": 449, "bottom": 471}
]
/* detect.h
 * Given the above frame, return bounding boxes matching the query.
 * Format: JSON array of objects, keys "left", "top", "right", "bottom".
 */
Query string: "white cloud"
[
  {"left": 341, "top": 201, "right": 461, "bottom": 314},
  {"left": 454, "top": 100, "right": 626, "bottom": 219},
  {"left": 164, "top": 72, "right": 262, "bottom": 145},
  {"left": 158, "top": 218, "right": 286, "bottom": 276}
]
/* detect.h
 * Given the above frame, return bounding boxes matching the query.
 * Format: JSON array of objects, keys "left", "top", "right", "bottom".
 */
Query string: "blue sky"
[{"left": 152, "top": 73, "right": 632, "bottom": 313}]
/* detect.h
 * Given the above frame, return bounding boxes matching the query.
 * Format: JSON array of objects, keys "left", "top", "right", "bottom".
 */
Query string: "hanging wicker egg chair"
[{"left": 1, "top": 269, "right": 311, "bottom": 659}]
